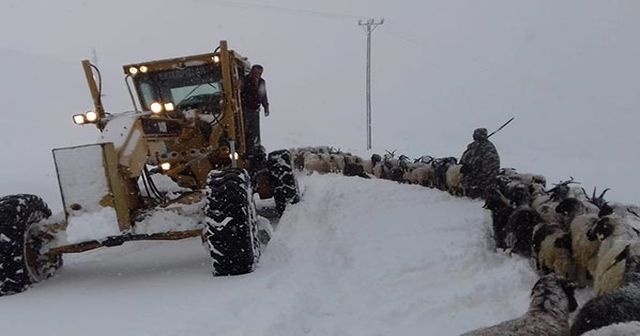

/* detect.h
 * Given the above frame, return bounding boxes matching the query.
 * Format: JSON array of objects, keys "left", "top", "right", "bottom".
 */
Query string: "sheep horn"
[
  {"left": 580, "top": 187, "right": 596, "bottom": 202},
  {"left": 599, "top": 188, "right": 611, "bottom": 200}
]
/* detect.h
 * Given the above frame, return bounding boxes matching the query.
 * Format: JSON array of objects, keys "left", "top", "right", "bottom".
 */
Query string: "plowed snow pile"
[{"left": 0, "top": 174, "right": 544, "bottom": 335}]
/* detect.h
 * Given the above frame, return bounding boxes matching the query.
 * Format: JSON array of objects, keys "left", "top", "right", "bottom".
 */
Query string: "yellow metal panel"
[
  {"left": 102, "top": 143, "right": 133, "bottom": 231},
  {"left": 82, "top": 60, "right": 106, "bottom": 129}
]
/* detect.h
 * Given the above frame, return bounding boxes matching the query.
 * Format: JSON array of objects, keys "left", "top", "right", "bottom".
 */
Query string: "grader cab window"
[{"left": 135, "top": 64, "right": 223, "bottom": 114}]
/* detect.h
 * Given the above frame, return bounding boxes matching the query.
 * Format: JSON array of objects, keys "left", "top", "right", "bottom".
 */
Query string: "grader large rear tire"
[
  {"left": 0, "top": 194, "right": 61, "bottom": 296},
  {"left": 204, "top": 169, "right": 260, "bottom": 276},
  {"left": 268, "top": 149, "right": 300, "bottom": 215}
]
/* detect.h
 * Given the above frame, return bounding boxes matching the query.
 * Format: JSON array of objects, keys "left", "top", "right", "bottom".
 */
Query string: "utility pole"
[{"left": 358, "top": 18, "right": 384, "bottom": 150}]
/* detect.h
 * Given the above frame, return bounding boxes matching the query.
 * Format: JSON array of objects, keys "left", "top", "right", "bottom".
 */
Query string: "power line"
[
  {"left": 207, "top": 0, "right": 362, "bottom": 20},
  {"left": 380, "top": 29, "right": 426, "bottom": 48}
]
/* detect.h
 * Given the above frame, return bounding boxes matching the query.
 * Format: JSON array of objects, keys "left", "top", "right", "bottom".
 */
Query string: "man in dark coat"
[
  {"left": 460, "top": 128, "right": 500, "bottom": 199},
  {"left": 241, "top": 64, "right": 270, "bottom": 153}
]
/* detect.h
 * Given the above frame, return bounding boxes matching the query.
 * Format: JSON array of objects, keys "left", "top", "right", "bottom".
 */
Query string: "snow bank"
[{"left": 0, "top": 174, "right": 542, "bottom": 336}]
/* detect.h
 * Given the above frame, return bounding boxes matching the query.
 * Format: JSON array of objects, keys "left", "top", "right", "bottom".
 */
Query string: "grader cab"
[{"left": 0, "top": 41, "right": 300, "bottom": 296}]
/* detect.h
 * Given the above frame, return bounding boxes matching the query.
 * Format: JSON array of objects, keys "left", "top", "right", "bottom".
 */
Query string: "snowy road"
[{"left": 0, "top": 174, "right": 540, "bottom": 335}]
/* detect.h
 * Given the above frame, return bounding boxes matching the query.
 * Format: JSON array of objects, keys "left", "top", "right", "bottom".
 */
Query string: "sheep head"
[
  {"left": 384, "top": 150, "right": 396, "bottom": 160},
  {"left": 415, "top": 155, "right": 434, "bottom": 164},
  {"left": 483, "top": 187, "right": 511, "bottom": 210},
  {"left": 555, "top": 198, "right": 584, "bottom": 217},
  {"left": 509, "top": 183, "right": 531, "bottom": 207},
  {"left": 554, "top": 232, "right": 573, "bottom": 253},
  {"left": 371, "top": 153, "right": 382, "bottom": 165},
  {"left": 584, "top": 186, "right": 611, "bottom": 210},
  {"left": 532, "top": 175, "right": 547, "bottom": 188},
  {"left": 587, "top": 217, "right": 615, "bottom": 241},
  {"left": 548, "top": 177, "right": 580, "bottom": 202},
  {"left": 598, "top": 203, "right": 614, "bottom": 217}
]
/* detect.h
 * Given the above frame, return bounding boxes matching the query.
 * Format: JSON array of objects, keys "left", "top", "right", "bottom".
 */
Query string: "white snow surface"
[
  {"left": 64, "top": 207, "right": 120, "bottom": 244},
  {"left": 98, "top": 112, "right": 139, "bottom": 150},
  {"left": 0, "top": 174, "right": 547, "bottom": 335}
]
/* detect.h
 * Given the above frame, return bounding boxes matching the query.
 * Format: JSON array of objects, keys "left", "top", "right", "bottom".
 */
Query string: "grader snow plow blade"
[{"left": 52, "top": 142, "right": 139, "bottom": 235}]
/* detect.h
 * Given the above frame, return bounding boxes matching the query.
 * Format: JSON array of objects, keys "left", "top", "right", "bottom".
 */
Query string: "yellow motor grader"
[{"left": 0, "top": 41, "right": 300, "bottom": 296}]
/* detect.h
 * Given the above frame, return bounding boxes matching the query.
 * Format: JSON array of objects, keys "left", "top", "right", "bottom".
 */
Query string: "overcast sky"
[{"left": 1, "top": 0, "right": 639, "bottom": 206}]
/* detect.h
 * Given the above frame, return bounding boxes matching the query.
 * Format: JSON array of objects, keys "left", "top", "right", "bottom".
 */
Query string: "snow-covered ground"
[
  {"left": 0, "top": 174, "right": 542, "bottom": 335},
  {"left": 1, "top": 1, "right": 639, "bottom": 335}
]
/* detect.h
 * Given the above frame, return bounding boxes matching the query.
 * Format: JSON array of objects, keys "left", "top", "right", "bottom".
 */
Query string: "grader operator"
[{"left": 0, "top": 41, "right": 300, "bottom": 296}]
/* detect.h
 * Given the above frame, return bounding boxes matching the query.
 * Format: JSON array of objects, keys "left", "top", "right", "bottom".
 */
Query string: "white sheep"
[
  {"left": 326, "top": 154, "right": 345, "bottom": 173},
  {"left": 588, "top": 216, "right": 640, "bottom": 295},
  {"left": 589, "top": 215, "right": 640, "bottom": 257},
  {"left": 555, "top": 198, "right": 599, "bottom": 227},
  {"left": 362, "top": 154, "right": 382, "bottom": 175},
  {"left": 531, "top": 193, "right": 560, "bottom": 225},
  {"left": 342, "top": 154, "right": 369, "bottom": 178},
  {"left": 571, "top": 272, "right": 640, "bottom": 335},
  {"left": 372, "top": 161, "right": 385, "bottom": 179},
  {"left": 533, "top": 178, "right": 583, "bottom": 223},
  {"left": 303, "top": 152, "right": 330, "bottom": 175},
  {"left": 569, "top": 214, "right": 601, "bottom": 287},
  {"left": 461, "top": 274, "right": 577, "bottom": 336},
  {"left": 403, "top": 162, "right": 434, "bottom": 186},
  {"left": 592, "top": 241, "right": 640, "bottom": 296},
  {"left": 580, "top": 321, "right": 640, "bottom": 336},
  {"left": 445, "top": 164, "right": 463, "bottom": 196},
  {"left": 501, "top": 168, "right": 547, "bottom": 188},
  {"left": 532, "top": 223, "right": 576, "bottom": 281}
]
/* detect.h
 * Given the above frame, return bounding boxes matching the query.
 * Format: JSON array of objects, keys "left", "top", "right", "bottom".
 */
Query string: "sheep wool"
[
  {"left": 533, "top": 223, "right": 575, "bottom": 280},
  {"left": 446, "top": 164, "right": 463, "bottom": 196},
  {"left": 505, "top": 206, "right": 544, "bottom": 257},
  {"left": 461, "top": 275, "right": 577, "bottom": 336},
  {"left": 571, "top": 273, "right": 640, "bottom": 336},
  {"left": 581, "top": 321, "right": 640, "bottom": 336},
  {"left": 593, "top": 242, "right": 640, "bottom": 296},
  {"left": 569, "top": 214, "right": 601, "bottom": 286}
]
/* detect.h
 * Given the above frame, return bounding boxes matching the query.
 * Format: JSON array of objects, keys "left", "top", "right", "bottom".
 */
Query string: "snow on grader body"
[{"left": 0, "top": 41, "right": 300, "bottom": 296}]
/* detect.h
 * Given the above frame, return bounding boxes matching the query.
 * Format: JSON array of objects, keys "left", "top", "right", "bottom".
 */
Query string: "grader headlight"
[
  {"left": 160, "top": 162, "right": 171, "bottom": 171},
  {"left": 72, "top": 114, "right": 86, "bottom": 125},
  {"left": 128, "top": 67, "right": 139, "bottom": 75},
  {"left": 85, "top": 111, "right": 98, "bottom": 122},
  {"left": 150, "top": 102, "right": 163, "bottom": 114}
]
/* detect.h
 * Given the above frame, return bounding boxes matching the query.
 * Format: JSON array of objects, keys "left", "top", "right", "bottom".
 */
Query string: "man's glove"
[{"left": 264, "top": 107, "right": 270, "bottom": 117}]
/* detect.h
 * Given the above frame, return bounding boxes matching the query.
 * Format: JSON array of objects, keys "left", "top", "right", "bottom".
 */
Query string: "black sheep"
[
  {"left": 483, "top": 187, "right": 515, "bottom": 249},
  {"left": 570, "top": 263, "right": 640, "bottom": 336},
  {"left": 505, "top": 206, "right": 545, "bottom": 257},
  {"left": 432, "top": 157, "right": 458, "bottom": 191}
]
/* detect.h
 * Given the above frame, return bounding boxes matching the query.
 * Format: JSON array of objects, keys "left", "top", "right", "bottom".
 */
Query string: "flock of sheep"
[
  {"left": 290, "top": 146, "right": 640, "bottom": 336},
  {"left": 292, "top": 146, "right": 464, "bottom": 194}
]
